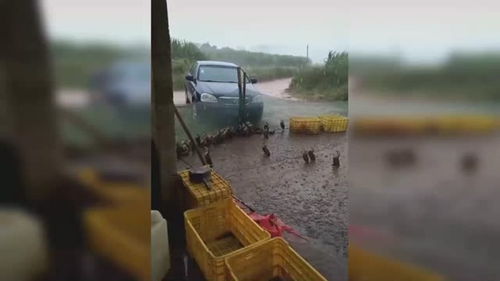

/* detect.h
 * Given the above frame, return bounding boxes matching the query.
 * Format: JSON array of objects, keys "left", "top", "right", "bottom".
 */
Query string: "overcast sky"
[
  {"left": 167, "top": 0, "right": 348, "bottom": 63},
  {"left": 348, "top": 0, "right": 500, "bottom": 64},
  {"left": 42, "top": 0, "right": 500, "bottom": 64}
]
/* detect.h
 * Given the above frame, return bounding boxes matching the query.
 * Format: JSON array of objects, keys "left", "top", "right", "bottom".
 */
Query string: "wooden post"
[
  {"left": 151, "top": 0, "right": 177, "bottom": 214},
  {"left": 0, "top": 0, "right": 62, "bottom": 201}
]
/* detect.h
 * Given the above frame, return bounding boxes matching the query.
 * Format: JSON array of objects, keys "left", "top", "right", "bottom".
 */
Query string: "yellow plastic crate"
[
  {"left": 353, "top": 117, "right": 431, "bottom": 135},
  {"left": 349, "top": 244, "right": 445, "bottom": 281},
  {"left": 84, "top": 205, "right": 150, "bottom": 281},
  {"left": 78, "top": 168, "right": 149, "bottom": 204},
  {"left": 289, "top": 117, "right": 322, "bottom": 134},
  {"left": 432, "top": 115, "right": 499, "bottom": 134},
  {"left": 184, "top": 199, "right": 270, "bottom": 281},
  {"left": 179, "top": 169, "right": 233, "bottom": 208},
  {"left": 353, "top": 115, "right": 500, "bottom": 136},
  {"left": 226, "top": 237, "right": 327, "bottom": 281},
  {"left": 319, "top": 115, "right": 349, "bottom": 133}
]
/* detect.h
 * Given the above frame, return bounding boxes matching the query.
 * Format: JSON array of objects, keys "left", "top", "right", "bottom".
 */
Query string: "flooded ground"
[
  {"left": 178, "top": 132, "right": 348, "bottom": 281},
  {"left": 350, "top": 134, "right": 500, "bottom": 281},
  {"left": 349, "top": 83, "right": 500, "bottom": 281},
  {"left": 175, "top": 79, "right": 349, "bottom": 281},
  {"left": 173, "top": 77, "right": 347, "bottom": 139}
]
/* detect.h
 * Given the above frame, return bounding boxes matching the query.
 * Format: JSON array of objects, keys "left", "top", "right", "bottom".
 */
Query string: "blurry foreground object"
[
  {"left": 0, "top": 208, "right": 48, "bottom": 281},
  {"left": 460, "top": 152, "right": 478, "bottom": 174},
  {"left": 352, "top": 114, "right": 500, "bottom": 136},
  {"left": 350, "top": 50, "right": 500, "bottom": 281},
  {"left": 80, "top": 167, "right": 150, "bottom": 280},
  {"left": 84, "top": 204, "right": 150, "bottom": 281},
  {"left": 349, "top": 244, "right": 445, "bottom": 281},
  {"left": 1, "top": 0, "right": 151, "bottom": 280},
  {"left": 151, "top": 210, "right": 170, "bottom": 281},
  {"left": 91, "top": 60, "right": 151, "bottom": 106},
  {"left": 78, "top": 168, "right": 149, "bottom": 205}
]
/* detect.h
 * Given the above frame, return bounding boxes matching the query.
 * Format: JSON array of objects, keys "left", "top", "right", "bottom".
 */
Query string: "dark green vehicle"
[{"left": 184, "top": 60, "right": 264, "bottom": 122}]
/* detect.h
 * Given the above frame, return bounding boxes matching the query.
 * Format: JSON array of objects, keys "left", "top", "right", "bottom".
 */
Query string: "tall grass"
[
  {"left": 51, "top": 41, "right": 142, "bottom": 88},
  {"left": 51, "top": 39, "right": 310, "bottom": 91},
  {"left": 199, "top": 43, "right": 309, "bottom": 67},
  {"left": 289, "top": 51, "right": 348, "bottom": 101},
  {"left": 360, "top": 52, "right": 500, "bottom": 100},
  {"left": 171, "top": 40, "right": 308, "bottom": 90},
  {"left": 244, "top": 66, "right": 298, "bottom": 82}
]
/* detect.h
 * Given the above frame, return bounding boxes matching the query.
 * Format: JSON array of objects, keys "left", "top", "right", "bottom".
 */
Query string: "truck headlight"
[
  {"left": 200, "top": 93, "right": 218, "bottom": 103},
  {"left": 252, "top": 95, "right": 263, "bottom": 103}
]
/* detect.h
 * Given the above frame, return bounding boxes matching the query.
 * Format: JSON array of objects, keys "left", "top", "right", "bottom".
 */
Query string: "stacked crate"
[
  {"left": 290, "top": 115, "right": 349, "bottom": 135},
  {"left": 180, "top": 168, "right": 328, "bottom": 281},
  {"left": 225, "top": 237, "right": 327, "bottom": 281},
  {"left": 289, "top": 117, "right": 322, "bottom": 134},
  {"left": 319, "top": 114, "right": 349, "bottom": 133},
  {"left": 179, "top": 169, "right": 233, "bottom": 209},
  {"left": 184, "top": 199, "right": 270, "bottom": 281}
]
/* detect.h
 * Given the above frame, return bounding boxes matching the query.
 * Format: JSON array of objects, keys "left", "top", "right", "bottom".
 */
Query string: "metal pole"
[
  {"left": 242, "top": 71, "right": 246, "bottom": 122},
  {"left": 237, "top": 67, "right": 243, "bottom": 123},
  {"left": 173, "top": 105, "right": 206, "bottom": 165},
  {"left": 237, "top": 67, "right": 247, "bottom": 124}
]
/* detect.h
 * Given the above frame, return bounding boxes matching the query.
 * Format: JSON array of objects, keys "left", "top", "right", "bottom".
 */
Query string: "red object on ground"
[
  {"left": 349, "top": 224, "right": 394, "bottom": 243},
  {"left": 233, "top": 196, "right": 307, "bottom": 240},
  {"left": 249, "top": 212, "right": 307, "bottom": 240}
]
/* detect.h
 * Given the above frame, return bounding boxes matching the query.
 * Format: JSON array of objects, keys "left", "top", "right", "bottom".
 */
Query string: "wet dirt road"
[
  {"left": 178, "top": 132, "right": 348, "bottom": 281},
  {"left": 176, "top": 79, "right": 348, "bottom": 281},
  {"left": 350, "top": 134, "right": 500, "bottom": 281},
  {"left": 349, "top": 82, "right": 500, "bottom": 280}
]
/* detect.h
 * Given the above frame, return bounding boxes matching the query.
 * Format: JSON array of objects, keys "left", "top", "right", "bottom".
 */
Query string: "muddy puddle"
[{"left": 177, "top": 130, "right": 348, "bottom": 281}]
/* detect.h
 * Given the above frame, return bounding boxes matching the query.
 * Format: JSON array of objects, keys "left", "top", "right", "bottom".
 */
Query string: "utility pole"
[{"left": 306, "top": 44, "right": 309, "bottom": 63}]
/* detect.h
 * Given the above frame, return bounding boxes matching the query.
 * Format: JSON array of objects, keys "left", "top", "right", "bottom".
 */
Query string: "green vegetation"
[
  {"left": 51, "top": 40, "right": 146, "bottom": 88},
  {"left": 199, "top": 43, "right": 308, "bottom": 67},
  {"left": 244, "top": 66, "right": 298, "bottom": 82},
  {"left": 289, "top": 51, "right": 348, "bottom": 101},
  {"left": 171, "top": 39, "right": 208, "bottom": 90},
  {"left": 51, "top": 39, "right": 309, "bottom": 91},
  {"left": 354, "top": 52, "right": 500, "bottom": 100},
  {"left": 171, "top": 41, "right": 308, "bottom": 90}
]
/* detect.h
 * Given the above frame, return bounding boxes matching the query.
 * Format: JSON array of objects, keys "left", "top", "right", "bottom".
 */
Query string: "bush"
[
  {"left": 360, "top": 52, "right": 500, "bottom": 100},
  {"left": 289, "top": 51, "right": 348, "bottom": 101},
  {"left": 245, "top": 66, "right": 298, "bottom": 82},
  {"left": 199, "top": 43, "right": 309, "bottom": 67}
]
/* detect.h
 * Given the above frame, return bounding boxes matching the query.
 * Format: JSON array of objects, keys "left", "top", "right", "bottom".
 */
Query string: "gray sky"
[
  {"left": 42, "top": 0, "right": 500, "bottom": 64},
  {"left": 41, "top": 0, "right": 150, "bottom": 46},
  {"left": 349, "top": 0, "right": 500, "bottom": 64},
  {"left": 168, "top": 0, "right": 348, "bottom": 63},
  {"left": 41, "top": 0, "right": 348, "bottom": 63}
]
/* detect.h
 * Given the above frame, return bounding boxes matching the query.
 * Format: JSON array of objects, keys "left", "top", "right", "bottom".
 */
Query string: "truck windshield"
[{"left": 198, "top": 66, "right": 238, "bottom": 83}]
